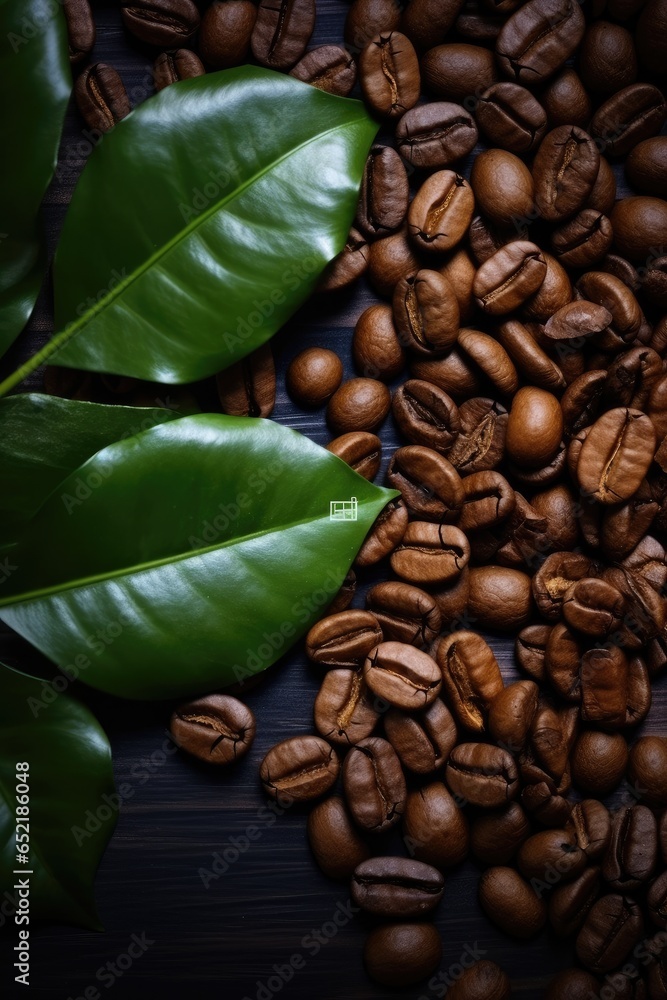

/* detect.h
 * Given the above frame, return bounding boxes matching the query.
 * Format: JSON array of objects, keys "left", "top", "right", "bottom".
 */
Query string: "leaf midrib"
[
  {"left": 51, "top": 113, "right": 369, "bottom": 354},
  {"left": 0, "top": 497, "right": 387, "bottom": 607}
]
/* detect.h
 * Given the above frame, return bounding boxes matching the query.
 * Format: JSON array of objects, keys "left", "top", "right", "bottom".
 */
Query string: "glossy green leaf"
[
  {"left": 0, "top": 662, "right": 116, "bottom": 929},
  {"left": 0, "top": 393, "right": 178, "bottom": 547},
  {"left": 0, "top": 414, "right": 397, "bottom": 698},
  {"left": 0, "top": 0, "right": 71, "bottom": 355},
  {"left": 0, "top": 68, "right": 377, "bottom": 393}
]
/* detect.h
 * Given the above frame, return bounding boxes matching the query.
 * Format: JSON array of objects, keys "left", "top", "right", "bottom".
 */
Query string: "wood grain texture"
[{"left": 1, "top": 2, "right": 666, "bottom": 998}]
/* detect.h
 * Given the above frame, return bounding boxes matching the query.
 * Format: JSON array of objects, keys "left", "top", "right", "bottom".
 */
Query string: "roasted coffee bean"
[
  {"left": 447, "top": 961, "right": 512, "bottom": 1000},
  {"left": 421, "top": 43, "right": 498, "bottom": 103},
  {"left": 587, "top": 157, "right": 617, "bottom": 215},
  {"left": 533, "top": 551, "right": 598, "bottom": 621},
  {"left": 395, "top": 102, "right": 478, "bottom": 170},
  {"left": 530, "top": 483, "right": 578, "bottom": 550},
  {"left": 473, "top": 241, "right": 547, "bottom": 315},
  {"left": 353, "top": 304, "right": 406, "bottom": 381},
  {"left": 363, "top": 923, "right": 442, "bottom": 988},
  {"left": 64, "top": 0, "right": 95, "bottom": 64},
  {"left": 74, "top": 63, "right": 131, "bottom": 133},
  {"left": 391, "top": 520, "right": 469, "bottom": 586},
  {"left": 470, "top": 149, "right": 534, "bottom": 229},
  {"left": 359, "top": 31, "right": 420, "bottom": 119},
  {"left": 544, "top": 300, "right": 612, "bottom": 341},
  {"left": 366, "top": 580, "right": 441, "bottom": 648},
  {"left": 392, "top": 270, "right": 459, "bottom": 356},
  {"left": 522, "top": 783, "right": 572, "bottom": 826},
  {"left": 568, "top": 800, "right": 611, "bottom": 862},
  {"left": 402, "top": 781, "right": 470, "bottom": 868},
  {"left": 506, "top": 387, "right": 563, "bottom": 469},
  {"left": 408, "top": 171, "right": 474, "bottom": 255},
  {"left": 495, "top": 0, "right": 585, "bottom": 84},
  {"left": 355, "top": 498, "right": 409, "bottom": 567},
  {"left": 517, "top": 827, "right": 586, "bottom": 883},
  {"left": 440, "top": 247, "right": 477, "bottom": 323},
  {"left": 636, "top": 0, "right": 667, "bottom": 73},
  {"left": 326, "top": 431, "right": 381, "bottom": 481},
  {"left": 458, "top": 470, "right": 516, "bottom": 531},
  {"left": 387, "top": 445, "right": 464, "bottom": 522},
  {"left": 626, "top": 138, "right": 667, "bottom": 199},
  {"left": 399, "top": 0, "right": 462, "bottom": 51},
  {"left": 199, "top": 0, "right": 256, "bottom": 68},
  {"left": 456, "top": 329, "right": 519, "bottom": 397},
  {"left": 446, "top": 743, "right": 519, "bottom": 808},
  {"left": 447, "top": 398, "right": 508, "bottom": 474},
  {"left": 251, "top": 0, "right": 315, "bottom": 69},
  {"left": 644, "top": 257, "right": 667, "bottom": 310},
  {"left": 603, "top": 804, "right": 658, "bottom": 892},
  {"left": 488, "top": 680, "right": 539, "bottom": 751},
  {"left": 367, "top": 226, "right": 420, "bottom": 295},
  {"left": 468, "top": 565, "right": 533, "bottom": 631},
  {"left": 318, "top": 227, "right": 369, "bottom": 292},
  {"left": 542, "top": 68, "right": 592, "bottom": 129},
  {"left": 326, "top": 377, "right": 391, "bottom": 434},
  {"left": 474, "top": 82, "right": 546, "bottom": 154},
  {"left": 522, "top": 252, "right": 573, "bottom": 324},
  {"left": 648, "top": 872, "right": 667, "bottom": 928},
  {"left": 327, "top": 568, "right": 357, "bottom": 614},
  {"left": 260, "top": 735, "right": 339, "bottom": 801},
  {"left": 516, "top": 624, "right": 551, "bottom": 683},
  {"left": 392, "top": 379, "right": 460, "bottom": 453},
  {"left": 345, "top": 0, "right": 401, "bottom": 52},
  {"left": 433, "top": 631, "right": 503, "bottom": 733},
  {"left": 363, "top": 640, "right": 441, "bottom": 709},
  {"left": 571, "top": 730, "right": 628, "bottom": 796},
  {"left": 579, "top": 20, "right": 637, "bottom": 96},
  {"left": 384, "top": 698, "right": 457, "bottom": 773},
  {"left": 576, "top": 894, "right": 644, "bottom": 973},
  {"left": 470, "top": 801, "right": 531, "bottom": 865},
  {"left": 544, "top": 622, "right": 584, "bottom": 701},
  {"left": 562, "top": 577, "right": 626, "bottom": 637},
  {"left": 289, "top": 44, "right": 356, "bottom": 95},
  {"left": 561, "top": 371, "right": 606, "bottom": 438},
  {"left": 628, "top": 737, "right": 667, "bottom": 808},
  {"left": 153, "top": 48, "right": 205, "bottom": 89},
  {"left": 411, "top": 352, "right": 481, "bottom": 405},
  {"left": 479, "top": 866, "right": 547, "bottom": 939},
  {"left": 342, "top": 736, "right": 407, "bottom": 833},
  {"left": 576, "top": 271, "right": 642, "bottom": 349},
  {"left": 611, "top": 197, "right": 667, "bottom": 265},
  {"left": 580, "top": 646, "right": 629, "bottom": 728},
  {"left": 121, "top": 0, "right": 199, "bottom": 46},
  {"left": 307, "top": 795, "right": 371, "bottom": 879},
  {"left": 314, "top": 668, "right": 380, "bottom": 745},
  {"left": 549, "top": 866, "right": 601, "bottom": 937},
  {"left": 605, "top": 346, "right": 663, "bottom": 413},
  {"left": 551, "top": 210, "right": 614, "bottom": 268},
  {"left": 576, "top": 408, "right": 656, "bottom": 505},
  {"left": 590, "top": 84, "right": 667, "bottom": 160},
  {"left": 306, "top": 610, "right": 383, "bottom": 669},
  {"left": 352, "top": 856, "right": 444, "bottom": 916},
  {"left": 533, "top": 126, "right": 600, "bottom": 223},
  {"left": 432, "top": 567, "right": 471, "bottom": 620},
  {"left": 356, "top": 145, "right": 409, "bottom": 239},
  {"left": 170, "top": 694, "right": 255, "bottom": 764},
  {"left": 545, "top": 969, "right": 602, "bottom": 1000},
  {"left": 468, "top": 215, "right": 513, "bottom": 265},
  {"left": 216, "top": 343, "right": 275, "bottom": 417},
  {"left": 622, "top": 536, "right": 667, "bottom": 593},
  {"left": 526, "top": 697, "right": 574, "bottom": 784}
]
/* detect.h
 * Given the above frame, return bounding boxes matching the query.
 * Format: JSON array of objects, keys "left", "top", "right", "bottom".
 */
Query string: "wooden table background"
[{"left": 1, "top": 2, "right": 666, "bottom": 997}]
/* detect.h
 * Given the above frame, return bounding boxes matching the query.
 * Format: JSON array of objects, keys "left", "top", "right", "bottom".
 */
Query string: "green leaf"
[
  {"left": 0, "top": 0, "right": 72, "bottom": 355},
  {"left": 0, "top": 414, "right": 397, "bottom": 699},
  {"left": 0, "top": 662, "right": 116, "bottom": 929},
  {"left": 0, "top": 68, "right": 377, "bottom": 394},
  {"left": 0, "top": 393, "right": 179, "bottom": 546}
]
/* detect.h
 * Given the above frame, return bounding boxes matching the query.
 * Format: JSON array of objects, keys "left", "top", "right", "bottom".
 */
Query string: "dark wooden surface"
[{"left": 1, "top": 2, "right": 667, "bottom": 998}]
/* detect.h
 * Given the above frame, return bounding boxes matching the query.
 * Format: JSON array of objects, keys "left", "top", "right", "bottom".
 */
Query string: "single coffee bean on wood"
[
  {"left": 351, "top": 856, "right": 444, "bottom": 916},
  {"left": 307, "top": 795, "right": 371, "bottom": 879},
  {"left": 63, "top": 0, "right": 96, "bottom": 64},
  {"left": 478, "top": 866, "right": 547, "bottom": 939},
  {"left": 74, "top": 63, "right": 131, "bottom": 133},
  {"left": 289, "top": 44, "right": 356, "bottom": 95},
  {"left": 384, "top": 698, "right": 457, "bottom": 773},
  {"left": 359, "top": 31, "right": 421, "bottom": 119},
  {"left": 287, "top": 348, "right": 343, "bottom": 407},
  {"left": 251, "top": 0, "right": 315, "bottom": 69},
  {"left": 170, "top": 694, "right": 256, "bottom": 764},
  {"left": 326, "top": 432, "right": 382, "bottom": 481},
  {"left": 260, "top": 735, "right": 339, "bottom": 801},
  {"left": 153, "top": 48, "right": 204, "bottom": 90},
  {"left": 342, "top": 736, "right": 407, "bottom": 832},
  {"left": 363, "top": 922, "right": 442, "bottom": 988},
  {"left": 446, "top": 742, "right": 519, "bottom": 808},
  {"left": 121, "top": 0, "right": 200, "bottom": 46},
  {"left": 199, "top": 0, "right": 257, "bottom": 68},
  {"left": 363, "top": 640, "right": 442, "bottom": 709},
  {"left": 366, "top": 580, "right": 441, "bottom": 647}
]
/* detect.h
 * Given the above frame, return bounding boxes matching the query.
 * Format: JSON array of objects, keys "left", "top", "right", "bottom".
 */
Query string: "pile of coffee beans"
[{"left": 54, "top": 0, "right": 667, "bottom": 994}]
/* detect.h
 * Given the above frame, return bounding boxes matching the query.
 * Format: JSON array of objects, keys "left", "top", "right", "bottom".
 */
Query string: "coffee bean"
[
  {"left": 522, "top": 252, "right": 573, "bottom": 324},
  {"left": 495, "top": 0, "right": 585, "bottom": 84},
  {"left": 456, "top": 329, "right": 519, "bottom": 397},
  {"left": 571, "top": 730, "right": 628, "bottom": 796},
  {"left": 533, "top": 126, "right": 600, "bottom": 222},
  {"left": 287, "top": 347, "right": 343, "bottom": 408},
  {"left": 318, "top": 228, "right": 369, "bottom": 292},
  {"left": 384, "top": 698, "right": 457, "bottom": 772},
  {"left": 290, "top": 44, "right": 356, "bottom": 96},
  {"left": 470, "top": 801, "right": 531, "bottom": 865},
  {"left": 611, "top": 196, "right": 667, "bottom": 264},
  {"left": 575, "top": 271, "right": 642, "bottom": 349},
  {"left": 568, "top": 800, "right": 611, "bottom": 862},
  {"left": 314, "top": 668, "right": 380, "bottom": 745},
  {"left": 458, "top": 470, "right": 516, "bottom": 531},
  {"left": 579, "top": 20, "right": 637, "bottom": 96},
  {"left": 199, "top": 0, "right": 256, "bottom": 68},
  {"left": 363, "top": 923, "right": 442, "bottom": 988},
  {"left": 345, "top": 0, "right": 401, "bottom": 53},
  {"left": 475, "top": 82, "right": 547, "bottom": 154},
  {"left": 468, "top": 565, "right": 533, "bottom": 631},
  {"left": 506, "top": 387, "right": 563, "bottom": 469},
  {"left": 488, "top": 679, "right": 539, "bottom": 750},
  {"left": 359, "top": 31, "right": 420, "bottom": 119},
  {"left": 395, "top": 102, "right": 478, "bottom": 170},
  {"left": 420, "top": 42, "right": 498, "bottom": 102},
  {"left": 170, "top": 693, "right": 255, "bottom": 764},
  {"left": 408, "top": 171, "right": 474, "bottom": 255},
  {"left": 576, "top": 407, "right": 656, "bottom": 505},
  {"left": 326, "top": 431, "right": 381, "bottom": 481},
  {"left": 447, "top": 961, "right": 512, "bottom": 1000},
  {"left": 121, "top": 0, "right": 200, "bottom": 46},
  {"left": 355, "top": 498, "right": 409, "bottom": 567},
  {"left": 387, "top": 445, "right": 464, "bottom": 522},
  {"left": 548, "top": 866, "right": 601, "bottom": 937},
  {"left": 551, "top": 210, "right": 614, "bottom": 268},
  {"left": 363, "top": 640, "right": 442, "bottom": 709},
  {"left": 260, "top": 735, "right": 339, "bottom": 801},
  {"left": 251, "top": 0, "right": 315, "bottom": 69},
  {"left": 545, "top": 969, "right": 602, "bottom": 1000},
  {"left": 626, "top": 137, "right": 667, "bottom": 198},
  {"left": 447, "top": 397, "right": 509, "bottom": 474},
  {"left": 342, "top": 736, "right": 407, "bottom": 832},
  {"left": 516, "top": 624, "right": 551, "bottom": 683},
  {"left": 63, "top": 0, "right": 95, "bottom": 65},
  {"left": 328, "top": 568, "right": 357, "bottom": 615},
  {"left": 446, "top": 742, "right": 519, "bottom": 808},
  {"left": 390, "top": 520, "right": 470, "bottom": 585},
  {"left": 517, "top": 827, "right": 586, "bottom": 883},
  {"left": 306, "top": 610, "right": 383, "bottom": 669},
  {"left": 628, "top": 736, "right": 667, "bottom": 808},
  {"left": 365, "top": 580, "right": 441, "bottom": 648},
  {"left": 470, "top": 149, "right": 534, "bottom": 228},
  {"left": 402, "top": 781, "right": 470, "bottom": 867},
  {"left": 544, "top": 300, "right": 612, "bottom": 341},
  {"left": 216, "top": 343, "right": 275, "bottom": 417},
  {"left": 473, "top": 241, "right": 547, "bottom": 315},
  {"left": 602, "top": 804, "right": 658, "bottom": 892},
  {"left": 351, "top": 856, "right": 444, "bottom": 916},
  {"left": 580, "top": 646, "right": 630, "bottom": 728},
  {"left": 562, "top": 577, "right": 626, "bottom": 637},
  {"left": 479, "top": 866, "right": 547, "bottom": 939},
  {"left": 367, "top": 225, "right": 421, "bottom": 296},
  {"left": 353, "top": 304, "right": 406, "bottom": 381},
  {"left": 307, "top": 795, "right": 371, "bottom": 879},
  {"left": 590, "top": 83, "right": 667, "bottom": 159},
  {"left": 648, "top": 871, "right": 667, "bottom": 928},
  {"left": 153, "top": 48, "right": 204, "bottom": 90},
  {"left": 399, "top": 0, "right": 461, "bottom": 51},
  {"left": 356, "top": 145, "right": 409, "bottom": 239},
  {"left": 576, "top": 893, "right": 644, "bottom": 973},
  {"left": 542, "top": 68, "right": 592, "bottom": 129},
  {"left": 587, "top": 157, "right": 617, "bottom": 215},
  {"left": 393, "top": 270, "right": 460, "bottom": 357},
  {"left": 74, "top": 63, "right": 131, "bottom": 133},
  {"left": 326, "top": 377, "right": 391, "bottom": 434}
]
